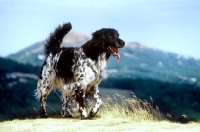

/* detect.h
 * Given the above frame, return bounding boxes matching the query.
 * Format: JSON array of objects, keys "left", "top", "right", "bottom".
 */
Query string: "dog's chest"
[
  {"left": 84, "top": 54, "right": 107, "bottom": 84},
  {"left": 72, "top": 49, "right": 107, "bottom": 86}
]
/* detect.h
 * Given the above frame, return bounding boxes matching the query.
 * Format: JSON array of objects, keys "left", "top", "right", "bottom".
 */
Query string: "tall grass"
[
  {"left": 93, "top": 93, "right": 157, "bottom": 121},
  {"left": 46, "top": 92, "right": 160, "bottom": 121}
]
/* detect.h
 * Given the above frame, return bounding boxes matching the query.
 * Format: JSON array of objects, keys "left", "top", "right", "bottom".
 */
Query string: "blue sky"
[{"left": 0, "top": 0, "right": 200, "bottom": 58}]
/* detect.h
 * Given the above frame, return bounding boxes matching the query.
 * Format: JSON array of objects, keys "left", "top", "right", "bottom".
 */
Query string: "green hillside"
[
  {"left": 8, "top": 35, "right": 200, "bottom": 85},
  {"left": 106, "top": 43, "right": 200, "bottom": 85}
]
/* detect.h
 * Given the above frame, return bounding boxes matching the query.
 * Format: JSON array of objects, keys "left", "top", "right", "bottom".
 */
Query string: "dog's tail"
[{"left": 44, "top": 22, "right": 72, "bottom": 56}]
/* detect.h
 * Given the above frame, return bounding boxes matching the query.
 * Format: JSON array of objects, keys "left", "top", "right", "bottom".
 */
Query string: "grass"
[
  {"left": 1, "top": 93, "right": 200, "bottom": 132},
  {"left": 1, "top": 118, "right": 200, "bottom": 132},
  {"left": 33, "top": 92, "right": 192, "bottom": 123},
  {"left": 34, "top": 92, "right": 159, "bottom": 122},
  {"left": 94, "top": 93, "right": 156, "bottom": 121},
  {"left": 38, "top": 92, "right": 165, "bottom": 122}
]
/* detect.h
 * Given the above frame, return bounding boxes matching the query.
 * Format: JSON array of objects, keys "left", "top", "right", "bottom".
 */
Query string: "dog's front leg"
[
  {"left": 62, "top": 92, "right": 73, "bottom": 118},
  {"left": 89, "top": 85, "right": 102, "bottom": 117},
  {"left": 74, "top": 84, "right": 88, "bottom": 119}
]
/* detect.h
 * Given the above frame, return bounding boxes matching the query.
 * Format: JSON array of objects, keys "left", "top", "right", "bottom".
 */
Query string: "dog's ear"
[{"left": 92, "top": 28, "right": 105, "bottom": 40}]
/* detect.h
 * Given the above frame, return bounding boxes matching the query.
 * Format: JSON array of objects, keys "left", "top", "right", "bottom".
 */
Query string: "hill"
[
  {"left": 7, "top": 32, "right": 90, "bottom": 66},
  {"left": 7, "top": 32, "right": 200, "bottom": 85}
]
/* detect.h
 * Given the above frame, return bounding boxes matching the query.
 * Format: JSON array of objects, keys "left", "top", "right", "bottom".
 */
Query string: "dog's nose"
[{"left": 120, "top": 40, "right": 125, "bottom": 47}]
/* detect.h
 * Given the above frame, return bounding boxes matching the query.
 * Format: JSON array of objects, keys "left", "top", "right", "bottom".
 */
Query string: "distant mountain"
[
  {"left": 8, "top": 32, "right": 90, "bottom": 66},
  {"left": 7, "top": 32, "right": 200, "bottom": 85}
]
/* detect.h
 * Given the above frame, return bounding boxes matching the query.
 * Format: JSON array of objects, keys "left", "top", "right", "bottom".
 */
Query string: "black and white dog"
[{"left": 35, "top": 22, "right": 125, "bottom": 119}]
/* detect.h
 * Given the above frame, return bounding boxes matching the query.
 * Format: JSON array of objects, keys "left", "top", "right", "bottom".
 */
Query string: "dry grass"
[
  {"left": 45, "top": 92, "right": 158, "bottom": 122},
  {"left": 54, "top": 93, "right": 158, "bottom": 121},
  {"left": 94, "top": 93, "right": 156, "bottom": 121},
  {"left": 0, "top": 93, "right": 200, "bottom": 132}
]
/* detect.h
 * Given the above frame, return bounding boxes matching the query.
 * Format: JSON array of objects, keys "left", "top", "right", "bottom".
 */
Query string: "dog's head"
[{"left": 92, "top": 28, "right": 125, "bottom": 62}]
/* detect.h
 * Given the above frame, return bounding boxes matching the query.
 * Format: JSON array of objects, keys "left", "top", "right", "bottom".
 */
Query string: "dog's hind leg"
[
  {"left": 36, "top": 54, "right": 56, "bottom": 118},
  {"left": 89, "top": 85, "right": 102, "bottom": 117},
  {"left": 36, "top": 78, "right": 52, "bottom": 118}
]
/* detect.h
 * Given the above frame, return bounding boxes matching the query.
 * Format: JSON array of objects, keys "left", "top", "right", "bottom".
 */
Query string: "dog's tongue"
[
  {"left": 116, "top": 54, "right": 120, "bottom": 62},
  {"left": 109, "top": 46, "right": 120, "bottom": 62}
]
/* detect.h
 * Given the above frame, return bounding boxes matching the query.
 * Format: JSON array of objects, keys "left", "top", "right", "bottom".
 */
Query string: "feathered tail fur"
[{"left": 44, "top": 22, "right": 72, "bottom": 56}]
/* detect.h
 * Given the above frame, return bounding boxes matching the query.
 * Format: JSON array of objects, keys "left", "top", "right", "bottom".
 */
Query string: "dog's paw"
[
  {"left": 81, "top": 116, "right": 89, "bottom": 120},
  {"left": 63, "top": 114, "right": 73, "bottom": 118},
  {"left": 89, "top": 109, "right": 98, "bottom": 117},
  {"left": 39, "top": 108, "right": 48, "bottom": 118},
  {"left": 40, "top": 114, "right": 48, "bottom": 118},
  {"left": 81, "top": 115, "right": 89, "bottom": 120}
]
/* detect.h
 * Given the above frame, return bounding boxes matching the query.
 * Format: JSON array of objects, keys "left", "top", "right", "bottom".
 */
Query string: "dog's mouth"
[{"left": 108, "top": 46, "right": 120, "bottom": 62}]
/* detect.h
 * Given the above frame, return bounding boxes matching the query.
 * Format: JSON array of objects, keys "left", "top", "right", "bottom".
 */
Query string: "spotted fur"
[{"left": 35, "top": 22, "right": 125, "bottom": 119}]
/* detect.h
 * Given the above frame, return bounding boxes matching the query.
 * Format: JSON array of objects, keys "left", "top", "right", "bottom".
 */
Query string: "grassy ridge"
[{"left": 0, "top": 94, "right": 200, "bottom": 132}]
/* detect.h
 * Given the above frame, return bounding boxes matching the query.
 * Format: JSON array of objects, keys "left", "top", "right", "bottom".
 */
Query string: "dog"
[{"left": 35, "top": 22, "right": 125, "bottom": 119}]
